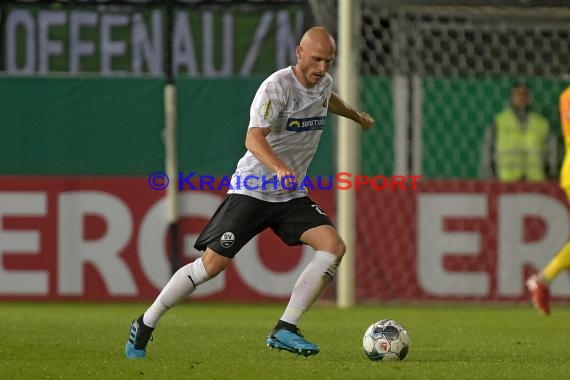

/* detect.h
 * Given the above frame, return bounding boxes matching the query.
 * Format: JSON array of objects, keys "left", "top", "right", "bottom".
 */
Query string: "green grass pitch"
[{"left": 2, "top": 302, "right": 569, "bottom": 379}]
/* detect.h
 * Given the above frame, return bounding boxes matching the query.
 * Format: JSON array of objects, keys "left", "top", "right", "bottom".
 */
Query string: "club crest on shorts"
[{"left": 220, "top": 232, "right": 235, "bottom": 248}]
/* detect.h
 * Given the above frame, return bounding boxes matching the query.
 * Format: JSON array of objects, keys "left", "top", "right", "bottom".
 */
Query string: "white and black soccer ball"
[{"left": 362, "top": 319, "right": 410, "bottom": 361}]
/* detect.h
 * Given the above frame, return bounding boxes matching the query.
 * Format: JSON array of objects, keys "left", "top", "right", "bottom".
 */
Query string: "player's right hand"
[
  {"left": 276, "top": 166, "right": 298, "bottom": 192},
  {"left": 357, "top": 112, "right": 375, "bottom": 130}
]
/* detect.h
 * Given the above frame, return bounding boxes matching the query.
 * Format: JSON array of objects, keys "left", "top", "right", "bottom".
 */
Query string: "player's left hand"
[{"left": 357, "top": 112, "right": 375, "bottom": 130}]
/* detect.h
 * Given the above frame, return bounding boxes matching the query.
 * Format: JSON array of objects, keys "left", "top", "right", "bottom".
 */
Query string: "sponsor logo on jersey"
[
  {"left": 286, "top": 116, "right": 326, "bottom": 132},
  {"left": 322, "top": 95, "right": 328, "bottom": 108}
]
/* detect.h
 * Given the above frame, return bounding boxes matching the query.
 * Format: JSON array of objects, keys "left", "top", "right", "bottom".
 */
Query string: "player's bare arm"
[
  {"left": 328, "top": 92, "right": 375, "bottom": 130},
  {"left": 245, "top": 127, "right": 297, "bottom": 188}
]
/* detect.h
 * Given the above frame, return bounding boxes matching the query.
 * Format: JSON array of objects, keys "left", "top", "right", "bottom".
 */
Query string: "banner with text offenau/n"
[{"left": 1, "top": 5, "right": 304, "bottom": 76}]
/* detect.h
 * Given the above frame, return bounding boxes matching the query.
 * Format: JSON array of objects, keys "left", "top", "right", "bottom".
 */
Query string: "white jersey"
[{"left": 228, "top": 66, "right": 333, "bottom": 202}]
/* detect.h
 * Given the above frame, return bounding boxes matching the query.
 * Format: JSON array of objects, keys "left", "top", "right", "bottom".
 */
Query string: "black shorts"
[{"left": 194, "top": 194, "right": 333, "bottom": 258}]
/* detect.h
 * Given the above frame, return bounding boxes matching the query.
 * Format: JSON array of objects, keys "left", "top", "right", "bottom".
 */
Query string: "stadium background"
[{"left": 1, "top": 0, "right": 570, "bottom": 304}]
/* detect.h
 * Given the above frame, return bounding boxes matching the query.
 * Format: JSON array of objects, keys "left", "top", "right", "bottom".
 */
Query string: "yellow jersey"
[
  {"left": 561, "top": 86, "right": 570, "bottom": 143},
  {"left": 559, "top": 86, "right": 570, "bottom": 190}
]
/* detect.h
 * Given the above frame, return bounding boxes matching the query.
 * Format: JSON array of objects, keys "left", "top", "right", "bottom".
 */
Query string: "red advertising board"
[
  {"left": 0, "top": 176, "right": 333, "bottom": 302},
  {"left": 356, "top": 180, "right": 570, "bottom": 302},
  {"left": 1, "top": 177, "right": 570, "bottom": 302}
]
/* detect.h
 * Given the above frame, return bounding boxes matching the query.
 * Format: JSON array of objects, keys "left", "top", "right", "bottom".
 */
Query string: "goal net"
[{"left": 310, "top": 0, "right": 570, "bottom": 303}]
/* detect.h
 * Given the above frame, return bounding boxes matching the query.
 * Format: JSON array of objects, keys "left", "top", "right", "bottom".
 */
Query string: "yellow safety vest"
[{"left": 495, "top": 108, "right": 549, "bottom": 182}]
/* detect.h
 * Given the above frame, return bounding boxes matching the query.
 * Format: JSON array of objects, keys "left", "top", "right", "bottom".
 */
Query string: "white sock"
[
  {"left": 279, "top": 250, "right": 340, "bottom": 326},
  {"left": 143, "top": 257, "right": 210, "bottom": 328}
]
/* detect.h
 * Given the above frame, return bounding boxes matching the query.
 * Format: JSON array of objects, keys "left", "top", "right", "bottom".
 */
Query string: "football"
[{"left": 362, "top": 319, "right": 410, "bottom": 361}]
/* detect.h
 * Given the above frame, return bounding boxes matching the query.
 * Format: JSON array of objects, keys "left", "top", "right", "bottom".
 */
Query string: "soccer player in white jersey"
[{"left": 125, "top": 26, "right": 375, "bottom": 358}]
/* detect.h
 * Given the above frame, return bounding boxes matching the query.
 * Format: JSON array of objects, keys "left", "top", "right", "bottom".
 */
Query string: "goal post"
[{"left": 336, "top": 0, "right": 361, "bottom": 308}]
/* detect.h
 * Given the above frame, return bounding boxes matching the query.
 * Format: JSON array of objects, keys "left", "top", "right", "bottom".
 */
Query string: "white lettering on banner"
[
  {"left": 6, "top": 10, "right": 35, "bottom": 73},
  {"left": 3, "top": 8, "right": 303, "bottom": 76},
  {"left": 172, "top": 11, "right": 199, "bottom": 75},
  {"left": 202, "top": 11, "right": 233, "bottom": 76},
  {"left": 70, "top": 11, "right": 97, "bottom": 74},
  {"left": 239, "top": 11, "right": 272, "bottom": 75},
  {"left": 38, "top": 11, "right": 65, "bottom": 74},
  {"left": 138, "top": 191, "right": 226, "bottom": 297},
  {"left": 498, "top": 194, "right": 570, "bottom": 296},
  {"left": 0, "top": 193, "right": 47, "bottom": 295},
  {"left": 418, "top": 194, "right": 489, "bottom": 296},
  {"left": 58, "top": 191, "right": 136, "bottom": 295},
  {"left": 100, "top": 14, "right": 129, "bottom": 75},
  {"left": 3, "top": 187, "right": 570, "bottom": 299},
  {"left": 0, "top": 189, "right": 312, "bottom": 298},
  {"left": 132, "top": 11, "right": 162, "bottom": 75}
]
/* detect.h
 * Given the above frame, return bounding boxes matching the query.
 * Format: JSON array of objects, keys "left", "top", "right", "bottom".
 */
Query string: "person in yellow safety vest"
[{"left": 486, "top": 83, "right": 551, "bottom": 181}]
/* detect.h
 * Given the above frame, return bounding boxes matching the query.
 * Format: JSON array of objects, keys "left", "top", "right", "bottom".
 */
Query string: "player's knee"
[
  {"left": 335, "top": 238, "right": 347, "bottom": 257},
  {"left": 322, "top": 237, "right": 346, "bottom": 257},
  {"left": 302, "top": 225, "right": 346, "bottom": 256},
  {"left": 205, "top": 260, "right": 229, "bottom": 277}
]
